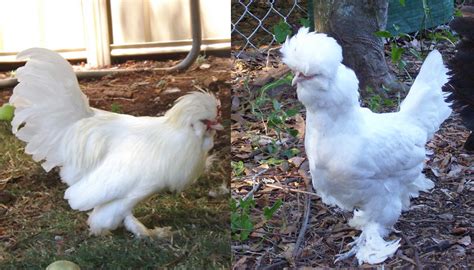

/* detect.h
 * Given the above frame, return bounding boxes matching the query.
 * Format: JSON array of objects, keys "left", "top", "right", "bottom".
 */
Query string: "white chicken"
[
  {"left": 281, "top": 28, "right": 451, "bottom": 264},
  {"left": 9, "top": 48, "right": 223, "bottom": 238}
]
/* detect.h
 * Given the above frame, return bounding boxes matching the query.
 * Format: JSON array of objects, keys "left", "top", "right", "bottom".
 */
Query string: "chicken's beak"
[
  {"left": 203, "top": 119, "right": 224, "bottom": 131},
  {"left": 292, "top": 72, "right": 301, "bottom": 87}
]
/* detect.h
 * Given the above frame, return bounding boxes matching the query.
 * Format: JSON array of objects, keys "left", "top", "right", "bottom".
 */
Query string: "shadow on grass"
[{"left": 0, "top": 122, "right": 230, "bottom": 269}]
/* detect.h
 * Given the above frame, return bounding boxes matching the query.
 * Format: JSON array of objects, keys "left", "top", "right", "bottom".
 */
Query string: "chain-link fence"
[{"left": 231, "top": 0, "right": 310, "bottom": 58}]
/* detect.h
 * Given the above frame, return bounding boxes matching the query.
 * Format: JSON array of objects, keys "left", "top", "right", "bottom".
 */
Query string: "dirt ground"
[
  {"left": 0, "top": 55, "right": 232, "bottom": 268},
  {"left": 230, "top": 40, "right": 473, "bottom": 268}
]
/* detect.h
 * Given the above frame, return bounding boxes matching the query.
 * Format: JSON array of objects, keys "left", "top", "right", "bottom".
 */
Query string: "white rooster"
[
  {"left": 9, "top": 48, "right": 223, "bottom": 238},
  {"left": 281, "top": 28, "right": 451, "bottom": 264}
]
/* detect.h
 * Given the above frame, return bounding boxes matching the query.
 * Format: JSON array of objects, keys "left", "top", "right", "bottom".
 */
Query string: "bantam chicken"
[
  {"left": 281, "top": 28, "right": 451, "bottom": 264},
  {"left": 9, "top": 48, "right": 222, "bottom": 238},
  {"left": 444, "top": 6, "right": 474, "bottom": 151}
]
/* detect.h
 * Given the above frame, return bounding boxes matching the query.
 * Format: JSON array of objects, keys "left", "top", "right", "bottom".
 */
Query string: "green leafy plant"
[
  {"left": 111, "top": 103, "right": 122, "bottom": 113},
  {"left": 273, "top": 20, "right": 292, "bottom": 43},
  {"left": 299, "top": 18, "right": 311, "bottom": 28},
  {"left": 248, "top": 73, "right": 301, "bottom": 163},
  {"left": 374, "top": 25, "right": 425, "bottom": 79},
  {"left": 267, "top": 100, "right": 299, "bottom": 141},
  {"left": 252, "top": 73, "right": 299, "bottom": 141},
  {"left": 231, "top": 197, "right": 255, "bottom": 241},
  {"left": 259, "top": 157, "right": 284, "bottom": 166},
  {"left": 231, "top": 161, "right": 245, "bottom": 177},
  {"left": 427, "top": 29, "right": 458, "bottom": 46},
  {"left": 231, "top": 197, "right": 283, "bottom": 241},
  {"left": 365, "top": 87, "right": 398, "bottom": 113},
  {"left": 282, "top": 147, "right": 300, "bottom": 159},
  {"left": 454, "top": 8, "right": 463, "bottom": 17},
  {"left": 374, "top": 29, "right": 407, "bottom": 70},
  {"left": 368, "top": 94, "right": 383, "bottom": 112},
  {"left": 263, "top": 199, "right": 283, "bottom": 220}
]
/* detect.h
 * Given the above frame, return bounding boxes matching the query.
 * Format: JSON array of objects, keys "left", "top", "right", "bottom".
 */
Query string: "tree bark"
[{"left": 314, "top": 0, "right": 405, "bottom": 96}]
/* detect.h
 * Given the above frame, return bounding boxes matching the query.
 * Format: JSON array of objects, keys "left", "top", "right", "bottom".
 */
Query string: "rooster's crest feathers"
[
  {"left": 165, "top": 91, "right": 220, "bottom": 128},
  {"left": 280, "top": 27, "right": 342, "bottom": 76}
]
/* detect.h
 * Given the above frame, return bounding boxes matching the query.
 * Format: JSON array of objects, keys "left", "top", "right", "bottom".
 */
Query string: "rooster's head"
[
  {"left": 281, "top": 27, "right": 342, "bottom": 89},
  {"left": 165, "top": 91, "right": 223, "bottom": 133},
  {"left": 281, "top": 28, "right": 360, "bottom": 110}
]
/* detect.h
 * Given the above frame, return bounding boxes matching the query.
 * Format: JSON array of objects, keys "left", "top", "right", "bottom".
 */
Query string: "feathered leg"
[
  {"left": 124, "top": 215, "right": 172, "bottom": 239},
  {"left": 335, "top": 204, "right": 401, "bottom": 264},
  {"left": 335, "top": 222, "right": 400, "bottom": 264}
]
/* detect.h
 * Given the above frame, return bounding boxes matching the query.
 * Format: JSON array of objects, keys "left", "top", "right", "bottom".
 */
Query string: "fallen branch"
[
  {"left": 399, "top": 218, "right": 453, "bottom": 223},
  {"left": 292, "top": 173, "right": 313, "bottom": 258},
  {"left": 264, "top": 183, "right": 318, "bottom": 197},
  {"left": 235, "top": 169, "right": 268, "bottom": 208}
]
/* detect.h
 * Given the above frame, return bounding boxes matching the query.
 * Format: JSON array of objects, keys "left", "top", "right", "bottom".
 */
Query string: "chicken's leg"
[
  {"left": 335, "top": 222, "right": 400, "bottom": 264},
  {"left": 124, "top": 215, "right": 172, "bottom": 239}
]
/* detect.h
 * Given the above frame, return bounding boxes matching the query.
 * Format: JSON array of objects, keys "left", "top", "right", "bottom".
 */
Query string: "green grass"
[{"left": 0, "top": 122, "right": 230, "bottom": 269}]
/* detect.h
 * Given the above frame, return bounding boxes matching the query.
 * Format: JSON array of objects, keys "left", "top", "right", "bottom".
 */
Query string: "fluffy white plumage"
[
  {"left": 10, "top": 48, "right": 222, "bottom": 237},
  {"left": 281, "top": 28, "right": 451, "bottom": 264}
]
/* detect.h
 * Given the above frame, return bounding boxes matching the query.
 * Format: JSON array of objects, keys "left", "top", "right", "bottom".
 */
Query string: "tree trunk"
[{"left": 313, "top": 0, "right": 404, "bottom": 96}]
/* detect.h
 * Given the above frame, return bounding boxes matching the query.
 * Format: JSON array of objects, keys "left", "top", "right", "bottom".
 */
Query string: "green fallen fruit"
[
  {"left": 0, "top": 104, "right": 14, "bottom": 121},
  {"left": 46, "top": 260, "right": 80, "bottom": 270}
]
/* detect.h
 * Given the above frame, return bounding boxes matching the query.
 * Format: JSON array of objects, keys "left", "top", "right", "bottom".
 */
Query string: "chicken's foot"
[{"left": 124, "top": 215, "right": 172, "bottom": 239}]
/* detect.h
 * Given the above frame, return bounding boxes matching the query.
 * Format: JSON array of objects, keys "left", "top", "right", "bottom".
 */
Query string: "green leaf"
[
  {"left": 454, "top": 9, "right": 462, "bottom": 17},
  {"left": 268, "top": 114, "right": 283, "bottom": 127},
  {"left": 231, "top": 197, "right": 255, "bottom": 241},
  {"left": 260, "top": 158, "right": 283, "bottom": 166},
  {"left": 231, "top": 212, "right": 253, "bottom": 241},
  {"left": 374, "top": 30, "right": 392, "bottom": 38},
  {"left": 260, "top": 74, "right": 292, "bottom": 94},
  {"left": 408, "top": 48, "right": 422, "bottom": 60},
  {"left": 272, "top": 99, "right": 281, "bottom": 111},
  {"left": 383, "top": 98, "right": 395, "bottom": 107},
  {"left": 266, "top": 142, "right": 280, "bottom": 155},
  {"left": 230, "top": 198, "right": 238, "bottom": 211},
  {"left": 398, "top": 59, "right": 407, "bottom": 70},
  {"left": 399, "top": 0, "right": 405, "bottom": 7},
  {"left": 231, "top": 161, "right": 245, "bottom": 177},
  {"left": 285, "top": 108, "right": 299, "bottom": 117},
  {"left": 111, "top": 103, "right": 122, "bottom": 113},
  {"left": 286, "top": 128, "right": 299, "bottom": 138},
  {"left": 390, "top": 44, "right": 404, "bottom": 63},
  {"left": 368, "top": 94, "right": 383, "bottom": 112},
  {"left": 255, "top": 96, "right": 268, "bottom": 107},
  {"left": 237, "top": 215, "right": 253, "bottom": 240},
  {"left": 299, "top": 18, "right": 310, "bottom": 28},
  {"left": 283, "top": 147, "right": 300, "bottom": 158},
  {"left": 0, "top": 104, "right": 14, "bottom": 122},
  {"left": 263, "top": 199, "right": 283, "bottom": 220},
  {"left": 239, "top": 197, "right": 255, "bottom": 211},
  {"left": 273, "top": 20, "right": 292, "bottom": 43}
]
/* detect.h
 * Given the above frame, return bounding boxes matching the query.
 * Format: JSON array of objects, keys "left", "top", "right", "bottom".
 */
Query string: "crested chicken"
[
  {"left": 9, "top": 48, "right": 222, "bottom": 238},
  {"left": 281, "top": 28, "right": 451, "bottom": 264}
]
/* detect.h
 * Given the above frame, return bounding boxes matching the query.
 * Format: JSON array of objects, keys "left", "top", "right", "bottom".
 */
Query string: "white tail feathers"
[
  {"left": 400, "top": 50, "right": 451, "bottom": 139},
  {"left": 9, "top": 48, "right": 93, "bottom": 171}
]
